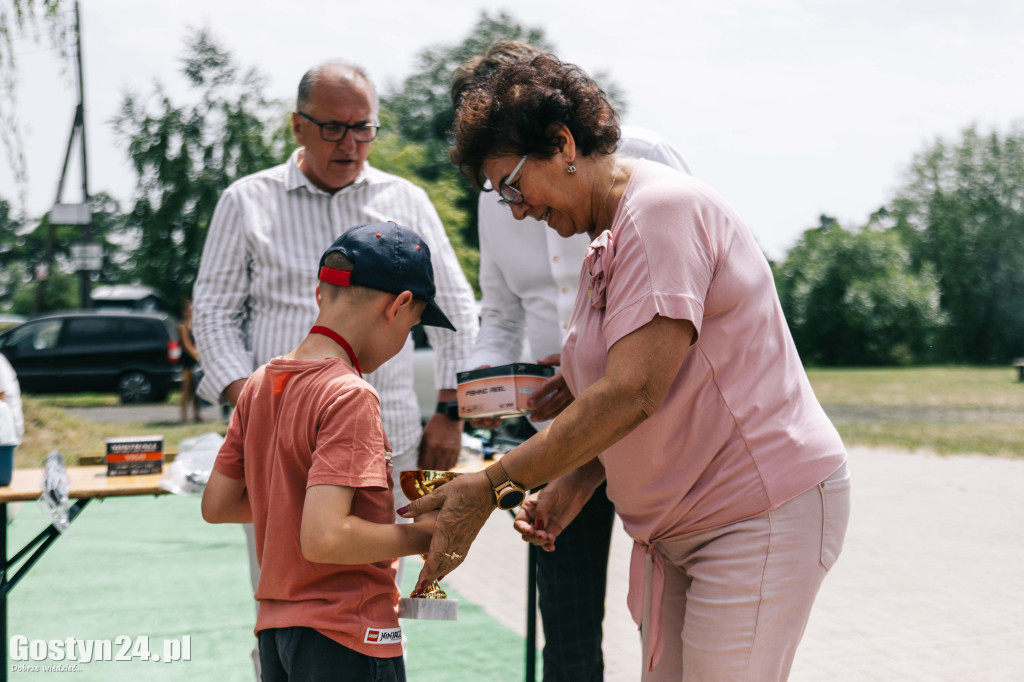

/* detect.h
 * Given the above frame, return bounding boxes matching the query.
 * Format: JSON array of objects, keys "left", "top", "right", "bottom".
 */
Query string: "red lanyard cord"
[{"left": 309, "top": 326, "right": 362, "bottom": 377}]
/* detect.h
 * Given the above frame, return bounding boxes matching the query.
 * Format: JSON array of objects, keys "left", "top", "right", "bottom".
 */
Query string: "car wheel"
[{"left": 118, "top": 371, "right": 153, "bottom": 404}]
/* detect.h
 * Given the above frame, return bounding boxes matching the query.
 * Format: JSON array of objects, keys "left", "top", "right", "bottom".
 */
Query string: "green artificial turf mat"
[{"left": 4, "top": 494, "right": 531, "bottom": 680}]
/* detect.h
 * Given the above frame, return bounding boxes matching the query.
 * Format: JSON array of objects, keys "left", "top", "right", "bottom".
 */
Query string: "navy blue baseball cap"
[{"left": 318, "top": 221, "right": 456, "bottom": 331}]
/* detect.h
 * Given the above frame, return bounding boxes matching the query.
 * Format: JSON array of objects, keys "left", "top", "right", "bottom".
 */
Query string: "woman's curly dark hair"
[{"left": 450, "top": 53, "right": 620, "bottom": 189}]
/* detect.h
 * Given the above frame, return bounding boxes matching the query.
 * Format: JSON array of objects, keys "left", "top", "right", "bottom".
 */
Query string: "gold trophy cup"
[{"left": 397, "top": 469, "right": 461, "bottom": 620}]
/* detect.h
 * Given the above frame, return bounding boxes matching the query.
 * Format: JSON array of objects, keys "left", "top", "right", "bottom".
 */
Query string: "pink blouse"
[{"left": 561, "top": 161, "right": 845, "bottom": 669}]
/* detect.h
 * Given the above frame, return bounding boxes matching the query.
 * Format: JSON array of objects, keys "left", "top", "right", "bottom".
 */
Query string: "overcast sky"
[{"left": 3, "top": 0, "right": 1022, "bottom": 259}]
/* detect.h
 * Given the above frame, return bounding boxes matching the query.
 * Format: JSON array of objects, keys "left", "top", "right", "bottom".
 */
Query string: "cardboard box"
[
  {"left": 456, "top": 363, "right": 555, "bottom": 419},
  {"left": 106, "top": 435, "right": 164, "bottom": 476}
]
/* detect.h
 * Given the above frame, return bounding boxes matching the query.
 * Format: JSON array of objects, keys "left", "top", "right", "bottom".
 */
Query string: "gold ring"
[{"left": 443, "top": 551, "right": 463, "bottom": 561}]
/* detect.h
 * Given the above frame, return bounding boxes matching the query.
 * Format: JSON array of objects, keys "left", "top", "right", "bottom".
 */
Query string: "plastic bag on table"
[
  {"left": 37, "top": 450, "right": 70, "bottom": 533},
  {"left": 159, "top": 432, "right": 224, "bottom": 495},
  {"left": 458, "top": 431, "right": 485, "bottom": 467}
]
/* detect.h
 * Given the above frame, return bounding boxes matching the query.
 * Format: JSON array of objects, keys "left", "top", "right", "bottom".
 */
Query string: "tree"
[
  {"left": 374, "top": 10, "right": 627, "bottom": 277},
  {"left": 1, "top": 0, "right": 71, "bottom": 196},
  {"left": 112, "top": 28, "right": 291, "bottom": 308},
  {"left": 0, "top": 1, "right": 67, "bottom": 76},
  {"left": 368, "top": 118, "right": 480, "bottom": 291},
  {"left": 0, "top": 196, "right": 25, "bottom": 310},
  {"left": 891, "top": 125, "right": 1024, "bottom": 363},
  {"left": 775, "top": 215, "right": 947, "bottom": 366},
  {"left": 0, "top": 191, "right": 129, "bottom": 314},
  {"left": 380, "top": 11, "right": 554, "bottom": 180}
]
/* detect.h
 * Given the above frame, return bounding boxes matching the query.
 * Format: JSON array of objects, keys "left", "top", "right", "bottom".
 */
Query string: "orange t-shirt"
[{"left": 213, "top": 357, "right": 403, "bottom": 657}]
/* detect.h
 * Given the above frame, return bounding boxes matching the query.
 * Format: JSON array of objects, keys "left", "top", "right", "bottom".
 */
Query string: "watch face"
[{"left": 497, "top": 489, "right": 525, "bottom": 510}]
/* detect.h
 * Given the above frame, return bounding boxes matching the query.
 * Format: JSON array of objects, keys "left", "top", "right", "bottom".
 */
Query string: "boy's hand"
[
  {"left": 412, "top": 510, "right": 439, "bottom": 524},
  {"left": 408, "top": 510, "right": 439, "bottom": 554}
]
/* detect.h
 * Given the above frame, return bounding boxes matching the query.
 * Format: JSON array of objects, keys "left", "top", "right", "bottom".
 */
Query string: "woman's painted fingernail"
[
  {"left": 535, "top": 519, "right": 545, "bottom": 531},
  {"left": 397, "top": 505, "right": 410, "bottom": 516}
]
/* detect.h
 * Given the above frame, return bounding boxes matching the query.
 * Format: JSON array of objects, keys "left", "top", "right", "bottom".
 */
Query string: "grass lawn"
[
  {"left": 807, "top": 366, "right": 1024, "bottom": 458},
  {"left": 15, "top": 393, "right": 226, "bottom": 468}
]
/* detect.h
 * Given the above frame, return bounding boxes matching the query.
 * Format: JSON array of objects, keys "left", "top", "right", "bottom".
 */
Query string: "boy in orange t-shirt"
[{"left": 202, "top": 221, "right": 456, "bottom": 681}]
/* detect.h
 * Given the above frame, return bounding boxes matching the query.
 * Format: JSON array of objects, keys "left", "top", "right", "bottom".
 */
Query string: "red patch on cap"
[{"left": 319, "top": 266, "right": 352, "bottom": 286}]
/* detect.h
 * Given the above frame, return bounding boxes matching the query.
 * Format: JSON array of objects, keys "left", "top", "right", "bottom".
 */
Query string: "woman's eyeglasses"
[{"left": 497, "top": 155, "right": 529, "bottom": 207}]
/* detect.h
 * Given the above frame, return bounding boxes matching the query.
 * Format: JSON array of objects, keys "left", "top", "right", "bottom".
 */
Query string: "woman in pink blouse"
[{"left": 403, "top": 51, "right": 851, "bottom": 681}]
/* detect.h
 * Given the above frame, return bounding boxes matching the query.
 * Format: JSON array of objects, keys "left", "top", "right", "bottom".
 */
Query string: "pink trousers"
[{"left": 642, "top": 463, "right": 851, "bottom": 681}]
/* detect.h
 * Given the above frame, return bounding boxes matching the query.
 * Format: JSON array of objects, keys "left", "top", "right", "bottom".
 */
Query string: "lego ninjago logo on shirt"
[{"left": 363, "top": 627, "right": 402, "bottom": 644}]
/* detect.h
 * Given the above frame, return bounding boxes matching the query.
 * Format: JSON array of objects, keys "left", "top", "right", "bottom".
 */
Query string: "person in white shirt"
[
  {"left": 194, "top": 60, "right": 478, "bottom": 500},
  {"left": 452, "top": 42, "right": 691, "bottom": 682},
  {"left": 0, "top": 353, "right": 24, "bottom": 441},
  {"left": 193, "top": 60, "right": 478, "bottom": 677}
]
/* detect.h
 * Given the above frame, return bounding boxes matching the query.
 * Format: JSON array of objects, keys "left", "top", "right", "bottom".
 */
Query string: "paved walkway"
[
  {"left": 444, "top": 447, "right": 1024, "bottom": 681},
  {"left": 65, "top": 402, "right": 224, "bottom": 424}
]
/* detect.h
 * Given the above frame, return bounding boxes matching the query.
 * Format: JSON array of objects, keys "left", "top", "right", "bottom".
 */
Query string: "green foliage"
[
  {"left": 380, "top": 11, "right": 553, "bottom": 178},
  {"left": 891, "top": 125, "right": 1024, "bottom": 363},
  {"left": 0, "top": 192, "right": 129, "bottom": 314},
  {"left": 773, "top": 122, "right": 1024, "bottom": 367},
  {"left": 1, "top": 0, "right": 71, "bottom": 194},
  {"left": 11, "top": 263, "right": 77, "bottom": 313},
  {"left": 112, "top": 28, "right": 290, "bottom": 309},
  {"left": 368, "top": 114, "right": 479, "bottom": 292},
  {"left": 374, "top": 10, "right": 554, "bottom": 270},
  {"left": 775, "top": 214, "right": 947, "bottom": 365},
  {"left": 0, "top": 0, "right": 67, "bottom": 71},
  {"left": 0, "top": 196, "right": 27, "bottom": 310}
]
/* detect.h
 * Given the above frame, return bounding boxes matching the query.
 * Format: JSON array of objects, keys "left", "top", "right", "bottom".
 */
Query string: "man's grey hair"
[{"left": 297, "top": 61, "right": 378, "bottom": 114}]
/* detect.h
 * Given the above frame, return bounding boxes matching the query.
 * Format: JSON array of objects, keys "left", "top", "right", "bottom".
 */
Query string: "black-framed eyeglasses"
[
  {"left": 298, "top": 111, "right": 380, "bottom": 143},
  {"left": 497, "top": 155, "right": 529, "bottom": 207}
]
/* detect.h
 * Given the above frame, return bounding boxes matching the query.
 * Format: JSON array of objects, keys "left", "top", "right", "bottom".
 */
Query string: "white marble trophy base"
[{"left": 398, "top": 596, "right": 459, "bottom": 620}]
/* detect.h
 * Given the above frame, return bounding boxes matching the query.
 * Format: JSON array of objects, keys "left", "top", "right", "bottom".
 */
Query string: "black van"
[{"left": 0, "top": 310, "right": 182, "bottom": 403}]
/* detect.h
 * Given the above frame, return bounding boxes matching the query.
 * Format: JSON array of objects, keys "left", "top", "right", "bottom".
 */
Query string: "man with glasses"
[
  {"left": 452, "top": 42, "right": 690, "bottom": 682},
  {"left": 193, "top": 60, "right": 477, "bottom": 677}
]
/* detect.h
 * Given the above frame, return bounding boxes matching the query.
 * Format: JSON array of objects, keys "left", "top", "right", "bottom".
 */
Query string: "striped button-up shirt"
[{"left": 193, "top": 149, "right": 478, "bottom": 454}]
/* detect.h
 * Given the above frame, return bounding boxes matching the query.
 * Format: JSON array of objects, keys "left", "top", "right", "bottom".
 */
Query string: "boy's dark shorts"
[{"left": 258, "top": 626, "right": 405, "bottom": 682}]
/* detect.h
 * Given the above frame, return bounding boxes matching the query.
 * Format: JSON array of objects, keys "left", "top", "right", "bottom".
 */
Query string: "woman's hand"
[
  {"left": 527, "top": 354, "right": 574, "bottom": 422},
  {"left": 513, "top": 477, "right": 592, "bottom": 552},
  {"left": 399, "top": 471, "right": 495, "bottom": 586}
]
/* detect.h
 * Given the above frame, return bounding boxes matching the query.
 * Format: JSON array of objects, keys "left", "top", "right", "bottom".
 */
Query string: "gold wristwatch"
[{"left": 485, "top": 460, "right": 526, "bottom": 510}]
